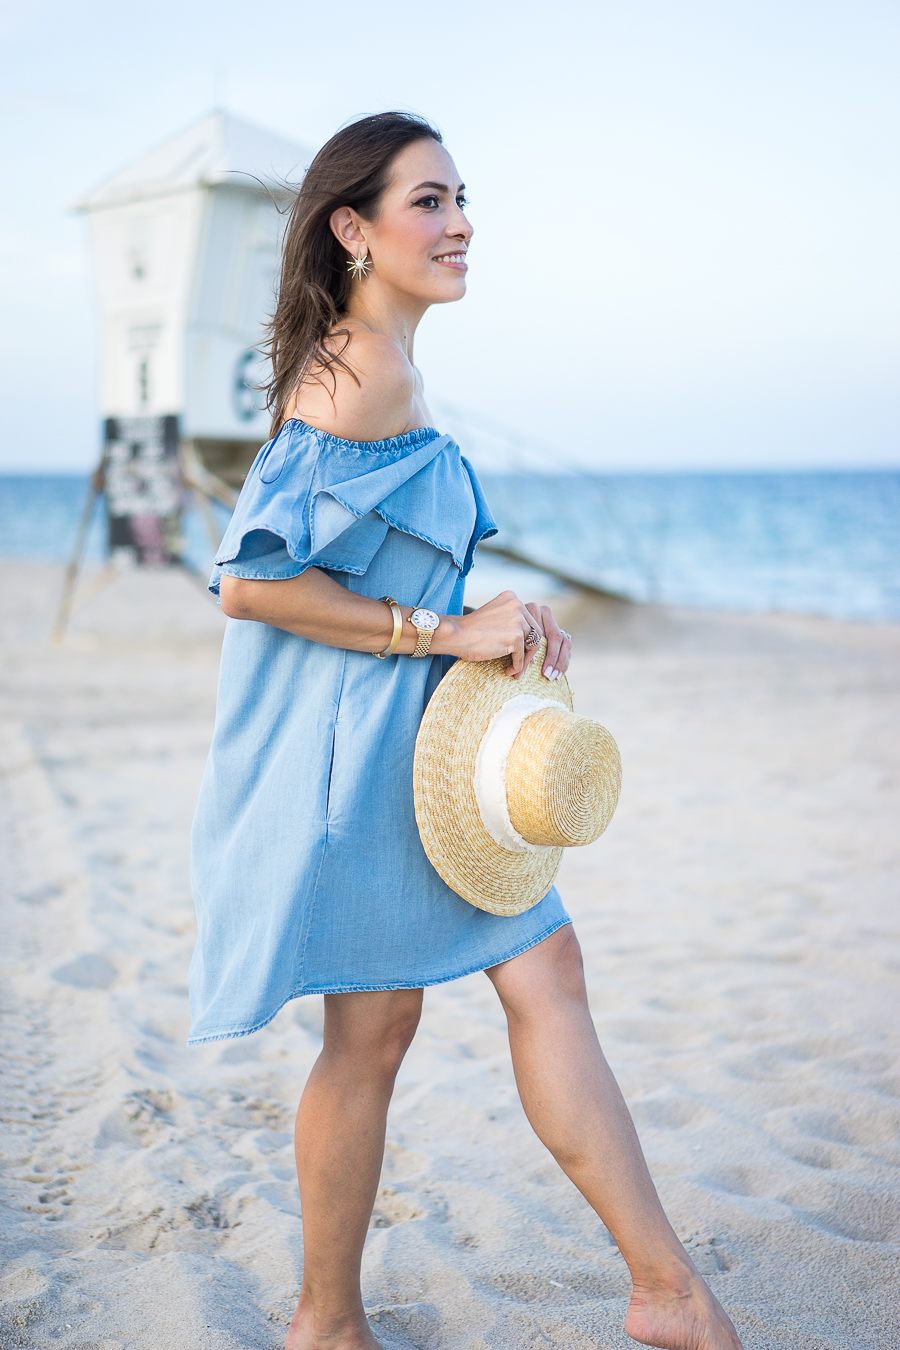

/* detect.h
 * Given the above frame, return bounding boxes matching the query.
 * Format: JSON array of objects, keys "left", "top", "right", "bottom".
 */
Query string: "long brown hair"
[{"left": 264, "top": 111, "right": 442, "bottom": 433}]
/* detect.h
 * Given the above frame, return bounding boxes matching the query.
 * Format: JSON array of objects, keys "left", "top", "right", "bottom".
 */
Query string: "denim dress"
[{"left": 188, "top": 419, "right": 570, "bottom": 1043}]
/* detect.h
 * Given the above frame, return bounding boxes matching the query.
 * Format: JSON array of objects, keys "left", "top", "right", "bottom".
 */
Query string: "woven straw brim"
[{"left": 414, "top": 641, "right": 574, "bottom": 916}]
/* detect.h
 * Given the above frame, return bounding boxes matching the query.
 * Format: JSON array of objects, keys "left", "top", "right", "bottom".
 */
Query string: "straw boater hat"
[{"left": 414, "top": 640, "right": 621, "bottom": 916}]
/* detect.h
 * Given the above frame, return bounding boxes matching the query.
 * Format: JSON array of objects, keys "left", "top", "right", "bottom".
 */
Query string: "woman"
[{"left": 189, "top": 112, "right": 744, "bottom": 1350}]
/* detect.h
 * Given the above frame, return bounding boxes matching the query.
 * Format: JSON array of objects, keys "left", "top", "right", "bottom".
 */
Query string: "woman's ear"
[{"left": 329, "top": 206, "right": 367, "bottom": 252}]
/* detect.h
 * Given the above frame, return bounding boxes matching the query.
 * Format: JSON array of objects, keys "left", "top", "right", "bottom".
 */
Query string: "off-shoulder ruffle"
[{"left": 209, "top": 419, "right": 497, "bottom": 594}]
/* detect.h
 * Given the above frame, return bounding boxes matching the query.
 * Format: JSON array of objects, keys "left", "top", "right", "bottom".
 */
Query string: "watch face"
[{"left": 410, "top": 608, "right": 440, "bottom": 631}]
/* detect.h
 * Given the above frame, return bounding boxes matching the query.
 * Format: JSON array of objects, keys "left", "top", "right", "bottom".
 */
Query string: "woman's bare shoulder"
[{"left": 287, "top": 328, "right": 418, "bottom": 443}]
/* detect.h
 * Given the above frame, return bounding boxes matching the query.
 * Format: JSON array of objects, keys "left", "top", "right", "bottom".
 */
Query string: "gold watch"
[{"left": 409, "top": 607, "right": 440, "bottom": 658}]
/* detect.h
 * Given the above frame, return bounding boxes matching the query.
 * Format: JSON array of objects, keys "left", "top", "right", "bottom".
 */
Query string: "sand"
[{"left": 1, "top": 560, "right": 898, "bottom": 1350}]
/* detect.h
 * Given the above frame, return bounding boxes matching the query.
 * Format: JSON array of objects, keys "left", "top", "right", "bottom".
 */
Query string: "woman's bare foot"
[
  {"left": 624, "top": 1265, "right": 744, "bottom": 1350},
  {"left": 285, "top": 1293, "right": 382, "bottom": 1350}
]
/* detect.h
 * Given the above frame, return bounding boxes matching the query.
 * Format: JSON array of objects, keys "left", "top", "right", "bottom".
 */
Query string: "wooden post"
[{"left": 51, "top": 454, "right": 107, "bottom": 643}]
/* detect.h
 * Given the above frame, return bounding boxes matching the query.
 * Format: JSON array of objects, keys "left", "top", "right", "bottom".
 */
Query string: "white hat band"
[{"left": 473, "top": 695, "right": 569, "bottom": 854}]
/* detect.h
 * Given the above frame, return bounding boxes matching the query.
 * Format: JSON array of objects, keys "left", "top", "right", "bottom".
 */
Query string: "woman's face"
[{"left": 332, "top": 139, "right": 473, "bottom": 308}]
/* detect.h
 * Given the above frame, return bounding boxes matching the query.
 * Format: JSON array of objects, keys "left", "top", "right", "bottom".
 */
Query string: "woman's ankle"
[
  {"left": 288, "top": 1293, "right": 376, "bottom": 1350},
  {"left": 626, "top": 1248, "right": 699, "bottom": 1296},
  {"left": 295, "top": 1286, "right": 358, "bottom": 1327}
]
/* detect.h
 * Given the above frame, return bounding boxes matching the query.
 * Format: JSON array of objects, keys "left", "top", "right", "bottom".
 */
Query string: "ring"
[
  {"left": 561, "top": 631, "right": 571, "bottom": 642},
  {"left": 525, "top": 627, "right": 540, "bottom": 648}
]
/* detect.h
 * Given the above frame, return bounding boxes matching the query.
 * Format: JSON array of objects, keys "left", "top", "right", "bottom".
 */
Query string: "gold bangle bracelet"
[{"left": 373, "top": 596, "right": 403, "bottom": 658}]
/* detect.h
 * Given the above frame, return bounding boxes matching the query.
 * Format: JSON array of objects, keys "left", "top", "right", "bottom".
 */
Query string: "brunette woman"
[{"left": 189, "top": 112, "right": 744, "bottom": 1350}]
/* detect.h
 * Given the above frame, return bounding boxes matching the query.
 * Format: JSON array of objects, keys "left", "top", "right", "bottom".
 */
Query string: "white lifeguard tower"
[
  {"left": 54, "top": 111, "right": 315, "bottom": 632},
  {"left": 80, "top": 109, "right": 315, "bottom": 503}
]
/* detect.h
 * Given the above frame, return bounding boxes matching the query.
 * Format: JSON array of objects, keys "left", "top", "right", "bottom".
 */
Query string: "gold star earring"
[{"left": 347, "top": 249, "right": 371, "bottom": 280}]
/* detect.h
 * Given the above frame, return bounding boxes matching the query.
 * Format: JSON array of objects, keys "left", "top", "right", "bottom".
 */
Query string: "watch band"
[
  {"left": 373, "top": 596, "right": 402, "bottom": 658},
  {"left": 411, "top": 627, "right": 435, "bottom": 659}
]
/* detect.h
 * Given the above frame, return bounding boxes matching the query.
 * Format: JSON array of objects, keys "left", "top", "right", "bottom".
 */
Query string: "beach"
[{"left": 1, "top": 560, "right": 898, "bottom": 1349}]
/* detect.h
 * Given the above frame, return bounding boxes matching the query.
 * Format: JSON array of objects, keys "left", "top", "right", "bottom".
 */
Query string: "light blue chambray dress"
[{"left": 188, "top": 419, "right": 570, "bottom": 1043}]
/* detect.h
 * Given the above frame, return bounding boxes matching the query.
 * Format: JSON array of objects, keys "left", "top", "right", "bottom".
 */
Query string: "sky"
[{"left": 1, "top": 0, "right": 898, "bottom": 472}]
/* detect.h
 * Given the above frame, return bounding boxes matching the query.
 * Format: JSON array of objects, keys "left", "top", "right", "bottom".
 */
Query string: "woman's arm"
[{"left": 219, "top": 570, "right": 569, "bottom": 680}]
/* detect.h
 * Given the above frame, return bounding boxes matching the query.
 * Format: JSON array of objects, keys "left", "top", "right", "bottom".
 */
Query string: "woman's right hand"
[{"left": 437, "top": 591, "right": 544, "bottom": 680}]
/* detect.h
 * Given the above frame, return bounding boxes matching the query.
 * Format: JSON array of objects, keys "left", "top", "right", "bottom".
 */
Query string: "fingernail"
[
  {"left": 544, "top": 666, "right": 554, "bottom": 679},
  {"left": 551, "top": 670, "right": 561, "bottom": 681}
]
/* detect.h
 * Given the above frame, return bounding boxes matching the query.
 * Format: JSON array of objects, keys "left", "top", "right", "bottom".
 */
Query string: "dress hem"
[{"left": 187, "top": 915, "right": 571, "bottom": 1045}]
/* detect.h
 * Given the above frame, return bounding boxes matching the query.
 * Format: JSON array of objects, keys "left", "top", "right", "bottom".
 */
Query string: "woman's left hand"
[{"left": 526, "top": 603, "right": 571, "bottom": 682}]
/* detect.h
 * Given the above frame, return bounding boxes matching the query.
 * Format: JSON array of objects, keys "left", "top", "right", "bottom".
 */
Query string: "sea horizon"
[{"left": 2, "top": 466, "right": 899, "bottom": 624}]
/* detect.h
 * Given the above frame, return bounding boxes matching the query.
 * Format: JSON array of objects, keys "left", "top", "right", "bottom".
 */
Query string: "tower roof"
[{"left": 75, "top": 110, "right": 316, "bottom": 210}]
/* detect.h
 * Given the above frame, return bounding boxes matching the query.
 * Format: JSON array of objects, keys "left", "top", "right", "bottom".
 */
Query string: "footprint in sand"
[
  {"left": 51, "top": 953, "right": 117, "bottom": 989},
  {"left": 369, "top": 1185, "right": 427, "bottom": 1228}
]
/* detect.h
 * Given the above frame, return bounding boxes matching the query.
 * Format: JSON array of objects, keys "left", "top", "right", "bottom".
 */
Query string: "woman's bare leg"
[
  {"left": 286, "top": 987, "right": 423, "bottom": 1350},
  {"left": 486, "top": 926, "right": 743, "bottom": 1350}
]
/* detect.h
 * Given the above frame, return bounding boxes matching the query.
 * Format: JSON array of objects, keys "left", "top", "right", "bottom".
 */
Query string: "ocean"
[{"left": 1, "top": 469, "right": 898, "bottom": 623}]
